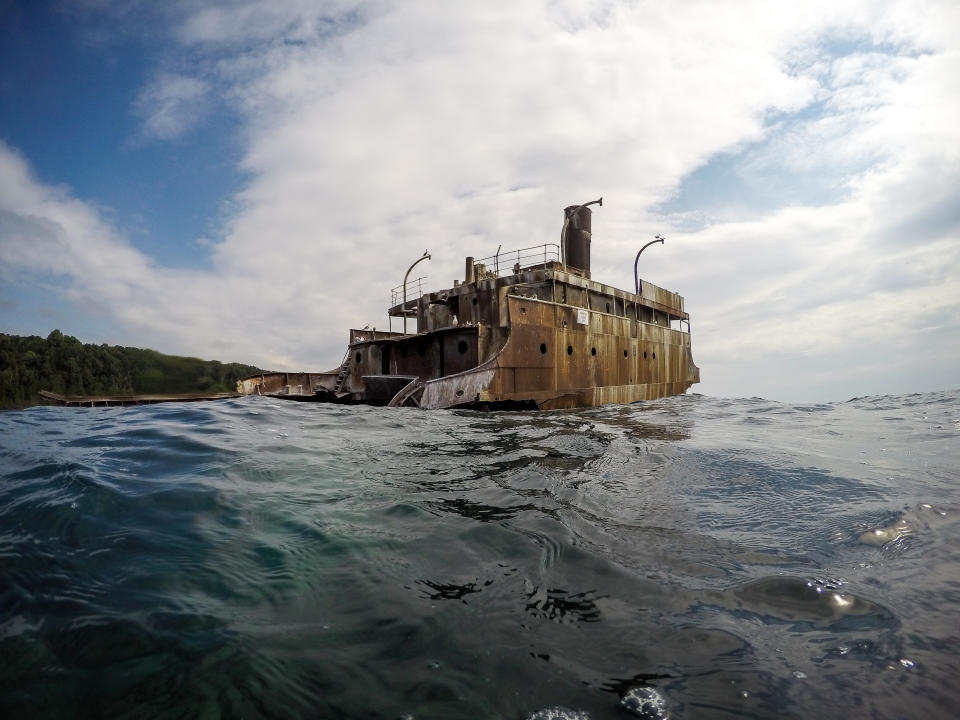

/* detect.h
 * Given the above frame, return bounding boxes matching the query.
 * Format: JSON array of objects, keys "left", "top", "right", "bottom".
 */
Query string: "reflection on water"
[
  {"left": 524, "top": 586, "right": 604, "bottom": 624},
  {"left": 426, "top": 497, "right": 537, "bottom": 522},
  {"left": 417, "top": 578, "right": 491, "bottom": 603},
  {"left": 1, "top": 390, "right": 959, "bottom": 719}
]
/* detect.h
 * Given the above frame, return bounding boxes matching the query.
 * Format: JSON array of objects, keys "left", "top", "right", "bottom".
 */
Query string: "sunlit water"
[{"left": 2, "top": 391, "right": 958, "bottom": 719}]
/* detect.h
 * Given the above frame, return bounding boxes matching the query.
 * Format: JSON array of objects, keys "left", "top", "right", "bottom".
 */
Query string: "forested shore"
[{"left": 0, "top": 331, "right": 263, "bottom": 409}]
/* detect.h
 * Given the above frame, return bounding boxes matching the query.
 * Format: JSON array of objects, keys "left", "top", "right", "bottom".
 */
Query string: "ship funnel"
[{"left": 562, "top": 197, "right": 602, "bottom": 278}]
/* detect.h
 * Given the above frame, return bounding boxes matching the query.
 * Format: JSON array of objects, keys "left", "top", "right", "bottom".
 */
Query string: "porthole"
[
  {"left": 472, "top": 297, "right": 478, "bottom": 306},
  {"left": 520, "top": 306, "right": 527, "bottom": 314},
  {"left": 652, "top": 352, "right": 656, "bottom": 359},
  {"left": 643, "top": 351, "right": 648, "bottom": 359},
  {"left": 623, "top": 350, "right": 628, "bottom": 358},
  {"left": 458, "top": 340, "right": 468, "bottom": 354},
  {"left": 567, "top": 345, "right": 573, "bottom": 355},
  {"left": 355, "top": 352, "right": 361, "bottom": 363},
  {"left": 591, "top": 347, "right": 597, "bottom": 356},
  {"left": 606, "top": 302, "right": 611, "bottom": 313},
  {"left": 540, "top": 343, "right": 548, "bottom": 354}
]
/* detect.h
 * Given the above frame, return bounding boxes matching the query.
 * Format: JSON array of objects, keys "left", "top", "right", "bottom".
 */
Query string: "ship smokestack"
[{"left": 562, "top": 197, "right": 602, "bottom": 279}]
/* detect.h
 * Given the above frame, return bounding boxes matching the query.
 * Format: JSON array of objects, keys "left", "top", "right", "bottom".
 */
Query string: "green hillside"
[{"left": 0, "top": 330, "right": 263, "bottom": 409}]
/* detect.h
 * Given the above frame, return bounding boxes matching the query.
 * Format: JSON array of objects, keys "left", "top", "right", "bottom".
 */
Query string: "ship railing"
[
  {"left": 474, "top": 243, "right": 561, "bottom": 277},
  {"left": 390, "top": 275, "right": 428, "bottom": 308}
]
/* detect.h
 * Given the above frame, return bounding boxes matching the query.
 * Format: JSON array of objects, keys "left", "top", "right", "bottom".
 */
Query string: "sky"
[{"left": 1, "top": 0, "right": 958, "bottom": 403}]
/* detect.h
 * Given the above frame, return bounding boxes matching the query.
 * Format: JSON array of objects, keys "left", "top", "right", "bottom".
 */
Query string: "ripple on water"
[
  {"left": 723, "top": 576, "right": 896, "bottom": 627},
  {"left": 858, "top": 517, "right": 911, "bottom": 547}
]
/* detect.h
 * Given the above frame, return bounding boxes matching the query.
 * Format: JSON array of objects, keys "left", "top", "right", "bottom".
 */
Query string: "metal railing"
[
  {"left": 390, "top": 275, "right": 428, "bottom": 307},
  {"left": 388, "top": 244, "right": 560, "bottom": 307},
  {"left": 474, "top": 243, "right": 561, "bottom": 277}
]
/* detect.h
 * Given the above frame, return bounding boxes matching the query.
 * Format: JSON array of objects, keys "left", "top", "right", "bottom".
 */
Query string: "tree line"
[{"left": 0, "top": 330, "right": 264, "bottom": 409}]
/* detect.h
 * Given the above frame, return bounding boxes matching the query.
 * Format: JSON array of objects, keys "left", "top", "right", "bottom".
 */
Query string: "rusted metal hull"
[
  {"left": 418, "top": 295, "right": 698, "bottom": 410},
  {"left": 238, "top": 264, "right": 699, "bottom": 411}
]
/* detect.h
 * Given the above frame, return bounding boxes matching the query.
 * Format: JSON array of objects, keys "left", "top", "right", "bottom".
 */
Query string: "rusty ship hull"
[{"left": 238, "top": 201, "right": 699, "bottom": 410}]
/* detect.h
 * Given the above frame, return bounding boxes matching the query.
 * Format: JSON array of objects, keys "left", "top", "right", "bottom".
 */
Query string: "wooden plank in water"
[{"left": 38, "top": 390, "right": 240, "bottom": 407}]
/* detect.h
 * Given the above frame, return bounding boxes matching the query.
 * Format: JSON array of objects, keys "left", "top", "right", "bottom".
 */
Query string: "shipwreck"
[{"left": 238, "top": 199, "right": 700, "bottom": 410}]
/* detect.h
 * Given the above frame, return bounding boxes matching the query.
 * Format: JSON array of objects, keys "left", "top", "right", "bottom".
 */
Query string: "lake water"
[{"left": 2, "top": 390, "right": 958, "bottom": 719}]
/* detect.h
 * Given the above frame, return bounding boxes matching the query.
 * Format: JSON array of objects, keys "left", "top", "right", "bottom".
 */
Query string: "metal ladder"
[{"left": 332, "top": 350, "right": 352, "bottom": 393}]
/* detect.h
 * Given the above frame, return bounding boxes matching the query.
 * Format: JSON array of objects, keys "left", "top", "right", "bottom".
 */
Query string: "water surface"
[{"left": 2, "top": 391, "right": 958, "bottom": 718}]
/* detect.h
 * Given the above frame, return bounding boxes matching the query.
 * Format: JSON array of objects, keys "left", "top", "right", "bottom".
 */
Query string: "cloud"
[
  {"left": 133, "top": 72, "right": 211, "bottom": 142},
  {"left": 0, "top": 143, "right": 149, "bottom": 288},
  {"left": 1, "top": 1, "right": 958, "bottom": 401},
  {"left": 0, "top": 141, "right": 247, "bottom": 361}
]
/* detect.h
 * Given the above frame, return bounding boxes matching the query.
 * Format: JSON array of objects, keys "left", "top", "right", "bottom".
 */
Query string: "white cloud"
[
  {"left": 2, "top": 0, "right": 958, "bottom": 401},
  {"left": 0, "top": 143, "right": 150, "bottom": 292},
  {"left": 177, "top": 0, "right": 367, "bottom": 47},
  {"left": 133, "top": 72, "right": 211, "bottom": 142}
]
